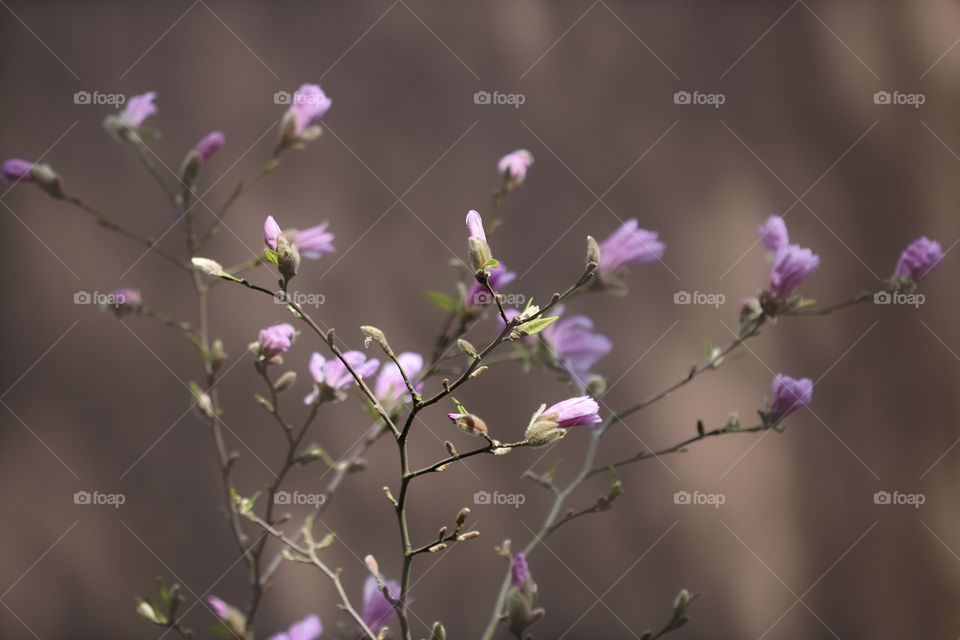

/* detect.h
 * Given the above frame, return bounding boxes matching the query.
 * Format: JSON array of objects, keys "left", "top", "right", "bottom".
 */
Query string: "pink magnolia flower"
[
  {"left": 498, "top": 149, "right": 533, "bottom": 185},
  {"left": 196, "top": 131, "right": 225, "bottom": 163},
  {"left": 292, "top": 222, "right": 335, "bottom": 260},
  {"left": 264, "top": 215, "right": 283, "bottom": 251},
  {"left": 894, "top": 236, "right": 943, "bottom": 282},
  {"left": 597, "top": 219, "right": 665, "bottom": 277},
  {"left": 119, "top": 91, "right": 157, "bottom": 128},
  {"left": 290, "top": 84, "right": 332, "bottom": 135},
  {"left": 266, "top": 614, "right": 323, "bottom": 640},
  {"left": 362, "top": 575, "right": 402, "bottom": 632},
  {"left": 259, "top": 324, "right": 296, "bottom": 358},
  {"left": 768, "top": 373, "right": 813, "bottom": 419},
  {"left": 758, "top": 215, "right": 788, "bottom": 253},
  {"left": 538, "top": 396, "right": 602, "bottom": 428},
  {"left": 542, "top": 314, "right": 611, "bottom": 382},
  {"left": 466, "top": 209, "right": 486, "bottom": 243},
  {"left": 304, "top": 351, "right": 380, "bottom": 404},
  {"left": 206, "top": 596, "right": 231, "bottom": 620},
  {"left": 375, "top": 352, "right": 424, "bottom": 406},
  {"left": 105, "top": 288, "right": 142, "bottom": 316},
  {"left": 511, "top": 552, "right": 529, "bottom": 588},
  {"left": 2, "top": 158, "right": 33, "bottom": 181},
  {"left": 769, "top": 244, "right": 820, "bottom": 302}
]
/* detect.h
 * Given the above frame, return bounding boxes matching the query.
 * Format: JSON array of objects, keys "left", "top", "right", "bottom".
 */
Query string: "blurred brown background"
[{"left": 2, "top": 1, "right": 959, "bottom": 638}]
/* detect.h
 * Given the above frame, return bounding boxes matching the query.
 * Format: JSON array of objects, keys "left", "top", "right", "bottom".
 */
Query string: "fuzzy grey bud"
[
  {"left": 274, "top": 371, "right": 297, "bottom": 392},
  {"left": 468, "top": 236, "right": 492, "bottom": 273}
]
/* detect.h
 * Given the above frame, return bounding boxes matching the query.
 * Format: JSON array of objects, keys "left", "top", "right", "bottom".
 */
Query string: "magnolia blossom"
[
  {"left": 119, "top": 91, "right": 157, "bottom": 129},
  {"left": 259, "top": 324, "right": 296, "bottom": 358},
  {"left": 362, "top": 575, "right": 401, "bottom": 632},
  {"left": 542, "top": 313, "right": 611, "bottom": 382},
  {"left": 290, "top": 84, "right": 331, "bottom": 135},
  {"left": 540, "top": 396, "right": 602, "bottom": 428},
  {"left": 769, "top": 244, "right": 820, "bottom": 302},
  {"left": 511, "top": 552, "right": 530, "bottom": 588},
  {"left": 266, "top": 614, "right": 323, "bottom": 640},
  {"left": 758, "top": 215, "right": 788, "bottom": 253},
  {"left": 206, "top": 596, "right": 231, "bottom": 620},
  {"left": 894, "top": 236, "right": 943, "bottom": 282},
  {"left": 768, "top": 374, "right": 813, "bottom": 419},
  {"left": 304, "top": 351, "right": 380, "bottom": 404},
  {"left": 264, "top": 215, "right": 283, "bottom": 251},
  {"left": 498, "top": 149, "right": 533, "bottom": 185},
  {"left": 375, "top": 352, "right": 424, "bottom": 406},
  {"left": 292, "top": 222, "right": 336, "bottom": 260},
  {"left": 467, "top": 264, "right": 516, "bottom": 306},
  {"left": 597, "top": 219, "right": 665, "bottom": 277},
  {"left": 196, "top": 131, "right": 225, "bottom": 163},
  {"left": 2, "top": 158, "right": 33, "bottom": 181},
  {"left": 466, "top": 209, "right": 486, "bottom": 242}
]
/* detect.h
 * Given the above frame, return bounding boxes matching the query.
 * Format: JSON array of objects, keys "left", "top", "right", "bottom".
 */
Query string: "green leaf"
[
  {"left": 426, "top": 290, "right": 459, "bottom": 313},
  {"left": 136, "top": 127, "right": 161, "bottom": 139},
  {"left": 703, "top": 337, "right": 713, "bottom": 360},
  {"left": 608, "top": 465, "right": 621, "bottom": 494},
  {"left": 451, "top": 397, "right": 468, "bottom": 415},
  {"left": 521, "top": 316, "right": 559, "bottom": 336},
  {"left": 484, "top": 258, "right": 500, "bottom": 269},
  {"left": 156, "top": 577, "right": 172, "bottom": 611},
  {"left": 185, "top": 334, "right": 211, "bottom": 365},
  {"left": 794, "top": 297, "right": 817, "bottom": 309},
  {"left": 264, "top": 248, "right": 279, "bottom": 265}
]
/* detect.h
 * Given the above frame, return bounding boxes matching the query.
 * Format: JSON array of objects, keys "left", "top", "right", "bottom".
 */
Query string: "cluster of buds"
[{"left": 506, "top": 553, "right": 545, "bottom": 635}]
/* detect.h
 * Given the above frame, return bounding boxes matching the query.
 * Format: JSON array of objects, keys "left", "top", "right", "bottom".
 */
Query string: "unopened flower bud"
[
  {"left": 179, "top": 150, "right": 201, "bottom": 191},
  {"left": 468, "top": 366, "right": 488, "bottom": 379},
  {"left": 429, "top": 621, "right": 446, "bottom": 640},
  {"left": 274, "top": 371, "right": 297, "bottom": 392},
  {"left": 210, "top": 338, "right": 227, "bottom": 369},
  {"left": 365, "top": 554, "right": 380, "bottom": 577},
  {"left": 457, "top": 530, "right": 480, "bottom": 541},
  {"left": 30, "top": 163, "right": 63, "bottom": 199},
  {"left": 523, "top": 414, "right": 566, "bottom": 447},
  {"left": 468, "top": 236, "right": 492, "bottom": 273},
  {"left": 449, "top": 413, "right": 488, "bottom": 437},
  {"left": 586, "top": 375, "right": 606, "bottom": 397},
  {"left": 135, "top": 599, "right": 166, "bottom": 625},
  {"left": 456, "top": 507, "right": 470, "bottom": 529},
  {"left": 361, "top": 325, "right": 392, "bottom": 354},
  {"left": 586, "top": 235, "right": 602, "bottom": 266},
  {"left": 457, "top": 338, "right": 478, "bottom": 358},
  {"left": 277, "top": 244, "right": 300, "bottom": 284},
  {"left": 191, "top": 257, "right": 225, "bottom": 277}
]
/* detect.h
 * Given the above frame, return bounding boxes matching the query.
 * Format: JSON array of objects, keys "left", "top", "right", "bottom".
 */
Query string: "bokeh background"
[{"left": 2, "top": 1, "right": 959, "bottom": 638}]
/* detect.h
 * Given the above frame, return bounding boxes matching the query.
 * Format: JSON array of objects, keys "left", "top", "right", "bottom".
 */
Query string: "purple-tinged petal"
[
  {"left": 264, "top": 215, "right": 282, "bottom": 251},
  {"left": 894, "top": 236, "right": 943, "bottom": 282},
  {"left": 757, "top": 215, "right": 788, "bottom": 253},
  {"left": 196, "top": 131, "right": 225, "bottom": 163}
]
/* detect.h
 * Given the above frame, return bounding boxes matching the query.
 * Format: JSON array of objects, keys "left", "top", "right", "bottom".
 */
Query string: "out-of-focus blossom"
[
  {"left": 266, "top": 614, "right": 323, "bottom": 640},
  {"left": 597, "top": 219, "right": 665, "bottom": 278},
  {"left": 542, "top": 314, "right": 611, "bottom": 383},
  {"left": 768, "top": 244, "right": 820, "bottom": 302},
  {"left": 2, "top": 158, "right": 33, "bottom": 181},
  {"left": 894, "top": 236, "right": 943, "bottom": 282},
  {"left": 511, "top": 552, "right": 529, "bottom": 588},
  {"left": 767, "top": 373, "right": 813, "bottom": 421},
  {"left": 304, "top": 351, "right": 379, "bottom": 404},
  {"left": 119, "top": 91, "right": 157, "bottom": 129},
  {"left": 467, "top": 264, "right": 516, "bottom": 307},
  {"left": 259, "top": 324, "right": 296, "bottom": 358},
  {"left": 757, "top": 215, "right": 788, "bottom": 253},
  {"left": 498, "top": 149, "right": 533, "bottom": 186},
  {"left": 292, "top": 222, "right": 335, "bottom": 260},
  {"left": 375, "top": 352, "right": 424, "bottom": 406},
  {"left": 362, "top": 575, "right": 402, "bottom": 632},
  {"left": 290, "top": 84, "right": 331, "bottom": 135},
  {"left": 206, "top": 596, "right": 245, "bottom": 636},
  {"left": 196, "top": 131, "right": 225, "bottom": 163},
  {"left": 105, "top": 288, "right": 142, "bottom": 316}
]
